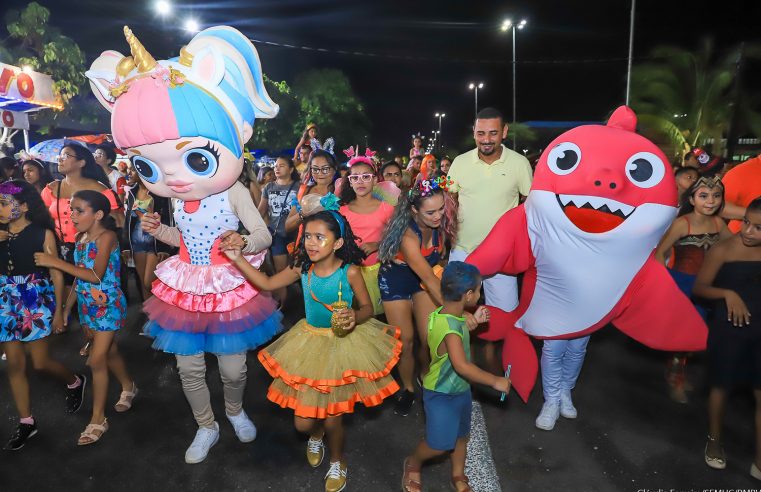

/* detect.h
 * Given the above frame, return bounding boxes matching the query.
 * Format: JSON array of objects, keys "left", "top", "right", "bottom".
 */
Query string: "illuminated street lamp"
[
  {"left": 184, "top": 18, "right": 200, "bottom": 33},
  {"left": 155, "top": 1, "right": 171, "bottom": 16},
  {"left": 468, "top": 82, "right": 483, "bottom": 120},
  {"left": 434, "top": 113, "right": 446, "bottom": 152}
]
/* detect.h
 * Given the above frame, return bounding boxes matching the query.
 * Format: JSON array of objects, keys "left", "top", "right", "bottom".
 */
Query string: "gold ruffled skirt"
[{"left": 258, "top": 318, "right": 402, "bottom": 418}]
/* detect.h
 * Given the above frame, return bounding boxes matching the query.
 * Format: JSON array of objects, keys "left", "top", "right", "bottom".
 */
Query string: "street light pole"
[
  {"left": 501, "top": 19, "right": 527, "bottom": 150},
  {"left": 625, "top": 0, "right": 636, "bottom": 106},
  {"left": 512, "top": 27, "right": 517, "bottom": 126},
  {"left": 468, "top": 82, "right": 484, "bottom": 121},
  {"left": 434, "top": 113, "right": 446, "bottom": 152}
]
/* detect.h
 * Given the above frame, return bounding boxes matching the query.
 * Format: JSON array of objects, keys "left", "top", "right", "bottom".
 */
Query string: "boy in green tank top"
[{"left": 401, "top": 262, "right": 511, "bottom": 492}]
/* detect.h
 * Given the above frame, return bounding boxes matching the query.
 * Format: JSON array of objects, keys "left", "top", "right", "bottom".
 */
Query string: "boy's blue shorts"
[{"left": 423, "top": 388, "right": 472, "bottom": 451}]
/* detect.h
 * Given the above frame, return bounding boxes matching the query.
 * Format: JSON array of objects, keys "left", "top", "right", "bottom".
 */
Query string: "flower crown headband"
[
  {"left": 409, "top": 176, "right": 455, "bottom": 198},
  {"left": 0, "top": 182, "right": 23, "bottom": 195},
  {"left": 343, "top": 146, "right": 377, "bottom": 170}
]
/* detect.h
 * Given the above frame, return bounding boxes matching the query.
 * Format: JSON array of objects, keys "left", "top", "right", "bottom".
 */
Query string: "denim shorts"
[
  {"left": 271, "top": 234, "right": 293, "bottom": 257},
  {"left": 378, "top": 262, "right": 423, "bottom": 301},
  {"left": 423, "top": 389, "right": 472, "bottom": 451},
  {"left": 130, "top": 221, "right": 154, "bottom": 253}
]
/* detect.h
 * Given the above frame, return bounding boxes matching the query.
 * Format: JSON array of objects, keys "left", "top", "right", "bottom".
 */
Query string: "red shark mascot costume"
[{"left": 466, "top": 106, "right": 708, "bottom": 402}]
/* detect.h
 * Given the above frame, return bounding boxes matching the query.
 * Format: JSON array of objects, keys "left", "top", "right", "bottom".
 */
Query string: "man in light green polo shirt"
[{"left": 447, "top": 107, "right": 532, "bottom": 313}]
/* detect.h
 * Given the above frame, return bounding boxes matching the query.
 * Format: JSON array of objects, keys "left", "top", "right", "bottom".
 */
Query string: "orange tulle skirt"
[{"left": 257, "top": 318, "right": 402, "bottom": 418}]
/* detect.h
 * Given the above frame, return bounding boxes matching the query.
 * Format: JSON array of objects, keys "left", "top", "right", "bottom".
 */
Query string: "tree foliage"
[
  {"left": 5, "top": 2, "right": 85, "bottom": 105},
  {"left": 630, "top": 40, "right": 761, "bottom": 160},
  {"left": 292, "top": 69, "right": 371, "bottom": 150},
  {"left": 2, "top": 2, "right": 109, "bottom": 134},
  {"left": 249, "top": 75, "right": 300, "bottom": 151},
  {"left": 248, "top": 69, "right": 371, "bottom": 153}
]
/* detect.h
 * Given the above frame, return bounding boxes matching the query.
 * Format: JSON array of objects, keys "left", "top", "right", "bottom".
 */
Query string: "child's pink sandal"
[
  {"left": 114, "top": 383, "right": 138, "bottom": 412},
  {"left": 77, "top": 418, "right": 108, "bottom": 446}
]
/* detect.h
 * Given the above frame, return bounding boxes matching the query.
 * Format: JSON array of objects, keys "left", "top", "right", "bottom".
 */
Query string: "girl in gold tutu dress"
[{"left": 222, "top": 194, "right": 401, "bottom": 492}]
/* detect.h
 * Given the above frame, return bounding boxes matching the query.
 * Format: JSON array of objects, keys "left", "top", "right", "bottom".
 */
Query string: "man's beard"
[{"left": 478, "top": 144, "right": 497, "bottom": 156}]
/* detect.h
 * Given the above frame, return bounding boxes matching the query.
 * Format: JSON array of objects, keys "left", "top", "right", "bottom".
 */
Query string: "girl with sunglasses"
[{"left": 339, "top": 152, "right": 395, "bottom": 316}]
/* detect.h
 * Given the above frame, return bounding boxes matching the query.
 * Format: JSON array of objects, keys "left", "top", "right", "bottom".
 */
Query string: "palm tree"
[{"left": 630, "top": 40, "right": 761, "bottom": 162}]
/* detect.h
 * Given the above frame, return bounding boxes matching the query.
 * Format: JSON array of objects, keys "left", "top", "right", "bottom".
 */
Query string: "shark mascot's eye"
[
  {"left": 547, "top": 142, "right": 582, "bottom": 176},
  {"left": 625, "top": 152, "right": 665, "bottom": 189}
]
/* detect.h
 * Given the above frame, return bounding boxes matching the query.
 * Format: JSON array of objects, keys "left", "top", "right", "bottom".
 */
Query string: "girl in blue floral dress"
[
  {"left": 0, "top": 180, "right": 86, "bottom": 451},
  {"left": 35, "top": 190, "right": 135, "bottom": 446}
]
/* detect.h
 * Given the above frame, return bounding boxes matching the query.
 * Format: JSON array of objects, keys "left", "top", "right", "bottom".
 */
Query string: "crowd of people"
[{"left": 1, "top": 104, "right": 761, "bottom": 491}]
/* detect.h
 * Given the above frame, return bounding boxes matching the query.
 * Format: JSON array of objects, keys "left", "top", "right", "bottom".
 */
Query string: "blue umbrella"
[{"left": 28, "top": 138, "right": 88, "bottom": 164}]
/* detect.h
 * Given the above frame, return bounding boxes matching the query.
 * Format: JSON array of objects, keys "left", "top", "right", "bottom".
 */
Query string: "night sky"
[{"left": 3, "top": 0, "right": 760, "bottom": 152}]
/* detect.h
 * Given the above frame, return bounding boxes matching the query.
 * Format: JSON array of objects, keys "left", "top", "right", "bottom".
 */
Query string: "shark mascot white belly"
[{"left": 466, "top": 106, "right": 707, "bottom": 401}]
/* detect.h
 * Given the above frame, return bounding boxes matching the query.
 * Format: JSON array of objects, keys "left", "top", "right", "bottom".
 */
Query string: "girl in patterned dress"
[
  {"left": 34, "top": 190, "right": 135, "bottom": 446},
  {"left": 0, "top": 181, "right": 86, "bottom": 450}
]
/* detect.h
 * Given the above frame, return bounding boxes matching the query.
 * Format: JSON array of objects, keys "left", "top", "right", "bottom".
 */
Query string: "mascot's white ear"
[
  {"left": 189, "top": 46, "right": 225, "bottom": 88},
  {"left": 242, "top": 122, "right": 253, "bottom": 143},
  {"left": 85, "top": 50, "right": 125, "bottom": 112}
]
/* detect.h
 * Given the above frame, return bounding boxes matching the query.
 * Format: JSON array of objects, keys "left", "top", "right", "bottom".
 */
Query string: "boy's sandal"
[
  {"left": 401, "top": 457, "right": 422, "bottom": 492},
  {"left": 114, "top": 384, "right": 138, "bottom": 412},
  {"left": 77, "top": 418, "right": 108, "bottom": 446},
  {"left": 451, "top": 475, "right": 472, "bottom": 492}
]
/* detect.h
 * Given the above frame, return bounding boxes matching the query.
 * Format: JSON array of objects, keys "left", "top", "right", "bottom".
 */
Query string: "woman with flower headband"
[
  {"left": 338, "top": 147, "right": 396, "bottom": 315},
  {"left": 377, "top": 176, "right": 460, "bottom": 416},
  {"left": 655, "top": 175, "right": 732, "bottom": 404},
  {"left": 86, "top": 25, "right": 282, "bottom": 463},
  {"left": 222, "top": 193, "right": 401, "bottom": 492}
]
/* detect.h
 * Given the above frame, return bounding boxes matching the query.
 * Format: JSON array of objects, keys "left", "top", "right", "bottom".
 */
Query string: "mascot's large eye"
[
  {"left": 130, "top": 156, "right": 162, "bottom": 184},
  {"left": 547, "top": 142, "right": 582, "bottom": 175},
  {"left": 182, "top": 146, "right": 219, "bottom": 177},
  {"left": 625, "top": 152, "right": 665, "bottom": 189}
]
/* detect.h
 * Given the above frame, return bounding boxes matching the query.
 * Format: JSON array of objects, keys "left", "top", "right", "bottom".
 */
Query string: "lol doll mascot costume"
[
  {"left": 465, "top": 106, "right": 708, "bottom": 403},
  {"left": 86, "top": 26, "right": 283, "bottom": 463}
]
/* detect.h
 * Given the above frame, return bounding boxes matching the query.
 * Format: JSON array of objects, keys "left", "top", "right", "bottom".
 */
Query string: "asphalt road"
[{"left": 1, "top": 288, "right": 759, "bottom": 491}]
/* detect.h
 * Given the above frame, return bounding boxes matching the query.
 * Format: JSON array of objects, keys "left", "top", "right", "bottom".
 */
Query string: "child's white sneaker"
[
  {"left": 185, "top": 422, "right": 219, "bottom": 464},
  {"left": 227, "top": 411, "right": 257, "bottom": 443}
]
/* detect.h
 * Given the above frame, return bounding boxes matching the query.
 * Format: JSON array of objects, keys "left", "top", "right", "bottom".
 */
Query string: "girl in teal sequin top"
[{"left": 223, "top": 205, "right": 402, "bottom": 492}]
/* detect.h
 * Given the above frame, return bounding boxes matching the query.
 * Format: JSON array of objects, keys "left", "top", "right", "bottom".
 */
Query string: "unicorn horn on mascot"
[{"left": 86, "top": 26, "right": 284, "bottom": 464}]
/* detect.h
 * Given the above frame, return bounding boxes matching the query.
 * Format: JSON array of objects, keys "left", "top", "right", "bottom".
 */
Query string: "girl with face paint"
[
  {"left": 221, "top": 197, "right": 402, "bottom": 492},
  {"left": 655, "top": 176, "right": 733, "bottom": 404},
  {"left": 0, "top": 180, "right": 86, "bottom": 451}
]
